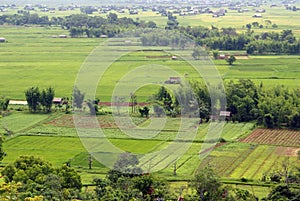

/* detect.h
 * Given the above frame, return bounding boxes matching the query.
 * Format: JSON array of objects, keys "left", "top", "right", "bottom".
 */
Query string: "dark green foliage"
[
  {"left": 191, "top": 166, "right": 223, "bottom": 201},
  {"left": 139, "top": 106, "right": 150, "bottom": 117},
  {"left": 86, "top": 99, "right": 99, "bottom": 115},
  {"left": 40, "top": 87, "right": 55, "bottom": 113},
  {"left": 80, "top": 6, "right": 97, "bottom": 14},
  {"left": 258, "top": 86, "right": 300, "bottom": 128},
  {"left": 25, "top": 87, "right": 55, "bottom": 113},
  {"left": 140, "top": 29, "right": 189, "bottom": 48},
  {"left": 1, "top": 156, "right": 82, "bottom": 200},
  {"left": 152, "top": 86, "right": 178, "bottom": 117},
  {"left": 226, "top": 55, "right": 236, "bottom": 65},
  {"left": 265, "top": 185, "right": 300, "bottom": 201},
  {"left": 93, "top": 178, "right": 108, "bottom": 200},
  {"left": 226, "top": 79, "right": 259, "bottom": 122},
  {"left": 25, "top": 87, "right": 41, "bottom": 113},
  {"left": 190, "top": 80, "right": 211, "bottom": 121},
  {"left": 165, "top": 13, "right": 179, "bottom": 30},
  {"left": 0, "top": 135, "right": 5, "bottom": 162},
  {"left": 192, "top": 47, "right": 202, "bottom": 60},
  {"left": 72, "top": 86, "right": 85, "bottom": 109},
  {"left": 0, "top": 96, "right": 10, "bottom": 112},
  {"left": 233, "top": 188, "right": 258, "bottom": 201},
  {"left": 104, "top": 152, "right": 169, "bottom": 200},
  {"left": 107, "top": 152, "right": 142, "bottom": 184}
]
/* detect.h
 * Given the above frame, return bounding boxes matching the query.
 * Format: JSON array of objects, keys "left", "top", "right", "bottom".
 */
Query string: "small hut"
[
  {"left": 53, "top": 97, "right": 63, "bottom": 104},
  {"left": 58, "top": 35, "right": 67, "bottom": 38},
  {"left": 0, "top": 37, "right": 6, "bottom": 42}
]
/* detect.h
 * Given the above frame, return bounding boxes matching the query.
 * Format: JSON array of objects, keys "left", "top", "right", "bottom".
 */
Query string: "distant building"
[
  {"left": 252, "top": 13, "right": 262, "bottom": 18},
  {"left": 220, "top": 111, "right": 231, "bottom": 117},
  {"left": 219, "top": 54, "right": 226, "bottom": 59},
  {"left": 165, "top": 77, "right": 181, "bottom": 84},
  {"left": 171, "top": 56, "right": 177, "bottom": 60},
  {"left": 0, "top": 37, "right": 6, "bottom": 42},
  {"left": 53, "top": 97, "right": 62, "bottom": 104},
  {"left": 9, "top": 100, "right": 27, "bottom": 105},
  {"left": 58, "top": 35, "right": 67, "bottom": 38},
  {"left": 256, "top": 9, "right": 266, "bottom": 13}
]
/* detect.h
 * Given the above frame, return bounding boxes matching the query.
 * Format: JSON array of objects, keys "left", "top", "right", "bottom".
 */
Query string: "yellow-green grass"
[
  {"left": 2, "top": 135, "right": 85, "bottom": 167},
  {"left": 0, "top": 111, "right": 51, "bottom": 134},
  {"left": 169, "top": 181, "right": 271, "bottom": 200},
  {"left": 0, "top": 26, "right": 104, "bottom": 99}
]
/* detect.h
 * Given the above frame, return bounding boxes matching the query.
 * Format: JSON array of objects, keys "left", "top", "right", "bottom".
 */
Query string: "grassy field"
[
  {"left": 0, "top": 26, "right": 299, "bottom": 102},
  {"left": 0, "top": 26, "right": 104, "bottom": 99}
]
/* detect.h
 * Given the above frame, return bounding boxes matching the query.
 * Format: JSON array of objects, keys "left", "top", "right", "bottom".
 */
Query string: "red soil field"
[{"left": 241, "top": 128, "right": 300, "bottom": 147}]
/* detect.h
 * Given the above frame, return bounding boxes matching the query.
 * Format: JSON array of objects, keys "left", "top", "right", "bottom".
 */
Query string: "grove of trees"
[
  {"left": 150, "top": 79, "right": 300, "bottom": 129},
  {"left": 0, "top": 156, "right": 82, "bottom": 200},
  {"left": 25, "top": 87, "right": 54, "bottom": 113}
]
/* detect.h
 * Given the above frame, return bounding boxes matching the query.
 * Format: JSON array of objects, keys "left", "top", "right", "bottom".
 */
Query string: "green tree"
[
  {"left": 56, "top": 165, "right": 82, "bottom": 190},
  {"left": 25, "top": 87, "right": 40, "bottom": 113},
  {"left": 153, "top": 86, "right": 176, "bottom": 116},
  {"left": 139, "top": 106, "right": 150, "bottom": 117},
  {"left": 0, "top": 135, "right": 5, "bottom": 162},
  {"left": 107, "top": 152, "right": 142, "bottom": 184},
  {"left": 40, "top": 87, "right": 54, "bottom": 113},
  {"left": 212, "top": 50, "right": 219, "bottom": 59},
  {"left": 93, "top": 178, "right": 108, "bottom": 200},
  {"left": 1, "top": 156, "right": 82, "bottom": 200},
  {"left": 73, "top": 86, "right": 85, "bottom": 110},
  {"left": 0, "top": 96, "right": 10, "bottom": 112},
  {"left": 265, "top": 185, "right": 300, "bottom": 200},
  {"left": 86, "top": 99, "right": 99, "bottom": 115},
  {"left": 226, "top": 55, "right": 236, "bottom": 65},
  {"left": 132, "top": 174, "right": 169, "bottom": 200},
  {"left": 191, "top": 166, "right": 223, "bottom": 201},
  {"left": 226, "top": 79, "right": 259, "bottom": 122},
  {"left": 192, "top": 47, "right": 202, "bottom": 60},
  {"left": 232, "top": 188, "right": 258, "bottom": 201}
]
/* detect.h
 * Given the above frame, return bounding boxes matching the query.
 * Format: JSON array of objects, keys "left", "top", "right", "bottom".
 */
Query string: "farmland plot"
[
  {"left": 198, "top": 142, "right": 299, "bottom": 181},
  {"left": 241, "top": 128, "right": 300, "bottom": 147}
]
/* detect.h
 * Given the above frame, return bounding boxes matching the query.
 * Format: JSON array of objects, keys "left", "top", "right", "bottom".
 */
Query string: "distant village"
[{"left": 0, "top": 0, "right": 299, "bottom": 18}]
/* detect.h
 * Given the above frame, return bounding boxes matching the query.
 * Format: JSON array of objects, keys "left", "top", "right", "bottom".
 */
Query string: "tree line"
[
  {"left": 151, "top": 79, "right": 300, "bottom": 129},
  {"left": 2, "top": 11, "right": 300, "bottom": 54},
  {"left": 139, "top": 25, "right": 300, "bottom": 54},
  {"left": 23, "top": 80, "right": 300, "bottom": 129},
  {"left": 0, "top": 12, "right": 157, "bottom": 38}
]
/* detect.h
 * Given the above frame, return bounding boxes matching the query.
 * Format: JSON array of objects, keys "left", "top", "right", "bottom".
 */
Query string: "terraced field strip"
[
  {"left": 246, "top": 146, "right": 275, "bottom": 180},
  {"left": 250, "top": 146, "right": 276, "bottom": 180},
  {"left": 222, "top": 145, "right": 255, "bottom": 177},
  {"left": 221, "top": 123, "right": 254, "bottom": 141},
  {"left": 230, "top": 145, "right": 268, "bottom": 179}
]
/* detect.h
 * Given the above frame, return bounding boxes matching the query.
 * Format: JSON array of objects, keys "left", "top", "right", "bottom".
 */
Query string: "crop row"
[{"left": 241, "top": 129, "right": 300, "bottom": 147}]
